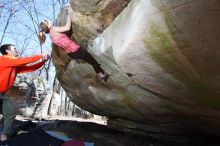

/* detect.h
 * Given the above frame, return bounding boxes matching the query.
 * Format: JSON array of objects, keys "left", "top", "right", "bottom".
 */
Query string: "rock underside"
[{"left": 51, "top": 0, "right": 220, "bottom": 140}]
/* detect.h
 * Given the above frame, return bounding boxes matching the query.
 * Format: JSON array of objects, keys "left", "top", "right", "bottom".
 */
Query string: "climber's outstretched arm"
[{"left": 52, "top": 15, "right": 71, "bottom": 33}]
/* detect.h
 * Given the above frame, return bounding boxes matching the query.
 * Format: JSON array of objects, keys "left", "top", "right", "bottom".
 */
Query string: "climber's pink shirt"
[{"left": 50, "top": 32, "right": 80, "bottom": 53}]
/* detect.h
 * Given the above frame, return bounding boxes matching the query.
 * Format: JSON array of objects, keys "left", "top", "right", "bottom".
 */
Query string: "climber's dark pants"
[{"left": 68, "top": 47, "right": 103, "bottom": 74}]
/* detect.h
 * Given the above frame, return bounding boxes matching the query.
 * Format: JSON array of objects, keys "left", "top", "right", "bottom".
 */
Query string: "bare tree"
[{"left": 0, "top": 0, "right": 24, "bottom": 45}]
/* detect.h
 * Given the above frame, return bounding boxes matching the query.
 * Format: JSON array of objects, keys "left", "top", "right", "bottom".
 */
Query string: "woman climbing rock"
[{"left": 38, "top": 10, "right": 108, "bottom": 82}]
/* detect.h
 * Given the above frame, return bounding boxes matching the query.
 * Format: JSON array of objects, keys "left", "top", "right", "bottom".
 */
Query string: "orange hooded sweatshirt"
[{"left": 0, "top": 55, "right": 45, "bottom": 93}]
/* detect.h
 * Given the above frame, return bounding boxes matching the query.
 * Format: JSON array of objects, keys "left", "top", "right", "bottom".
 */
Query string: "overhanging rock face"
[{"left": 52, "top": 0, "right": 220, "bottom": 139}]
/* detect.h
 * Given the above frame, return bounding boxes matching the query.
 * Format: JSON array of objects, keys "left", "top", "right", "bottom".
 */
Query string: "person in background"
[
  {"left": 0, "top": 44, "right": 50, "bottom": 141},
  {"left": 38, "top": 12, "right": 108, "bottom": 82}
]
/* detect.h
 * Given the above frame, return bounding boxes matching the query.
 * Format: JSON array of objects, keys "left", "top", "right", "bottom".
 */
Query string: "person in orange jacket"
[{"left": 0, "top": 44, "right": 50, "bottom": 141}]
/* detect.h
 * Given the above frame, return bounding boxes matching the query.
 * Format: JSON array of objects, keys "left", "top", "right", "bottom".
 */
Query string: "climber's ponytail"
[{"left": 38, "top": 31, "right": 46, "bottom": 44}]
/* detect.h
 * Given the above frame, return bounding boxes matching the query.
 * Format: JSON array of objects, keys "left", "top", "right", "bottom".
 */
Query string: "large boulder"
[
  {"left": 52, "top": 0, "right": 220, "bottom": 140},
  {"left": 67, "top": 0, "right": 130, "bottom": 48}
]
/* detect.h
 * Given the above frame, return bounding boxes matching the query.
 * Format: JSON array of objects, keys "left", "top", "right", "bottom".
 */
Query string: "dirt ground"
[{"left": 16, "top": 115, "right": 107, "bottom": 125}]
